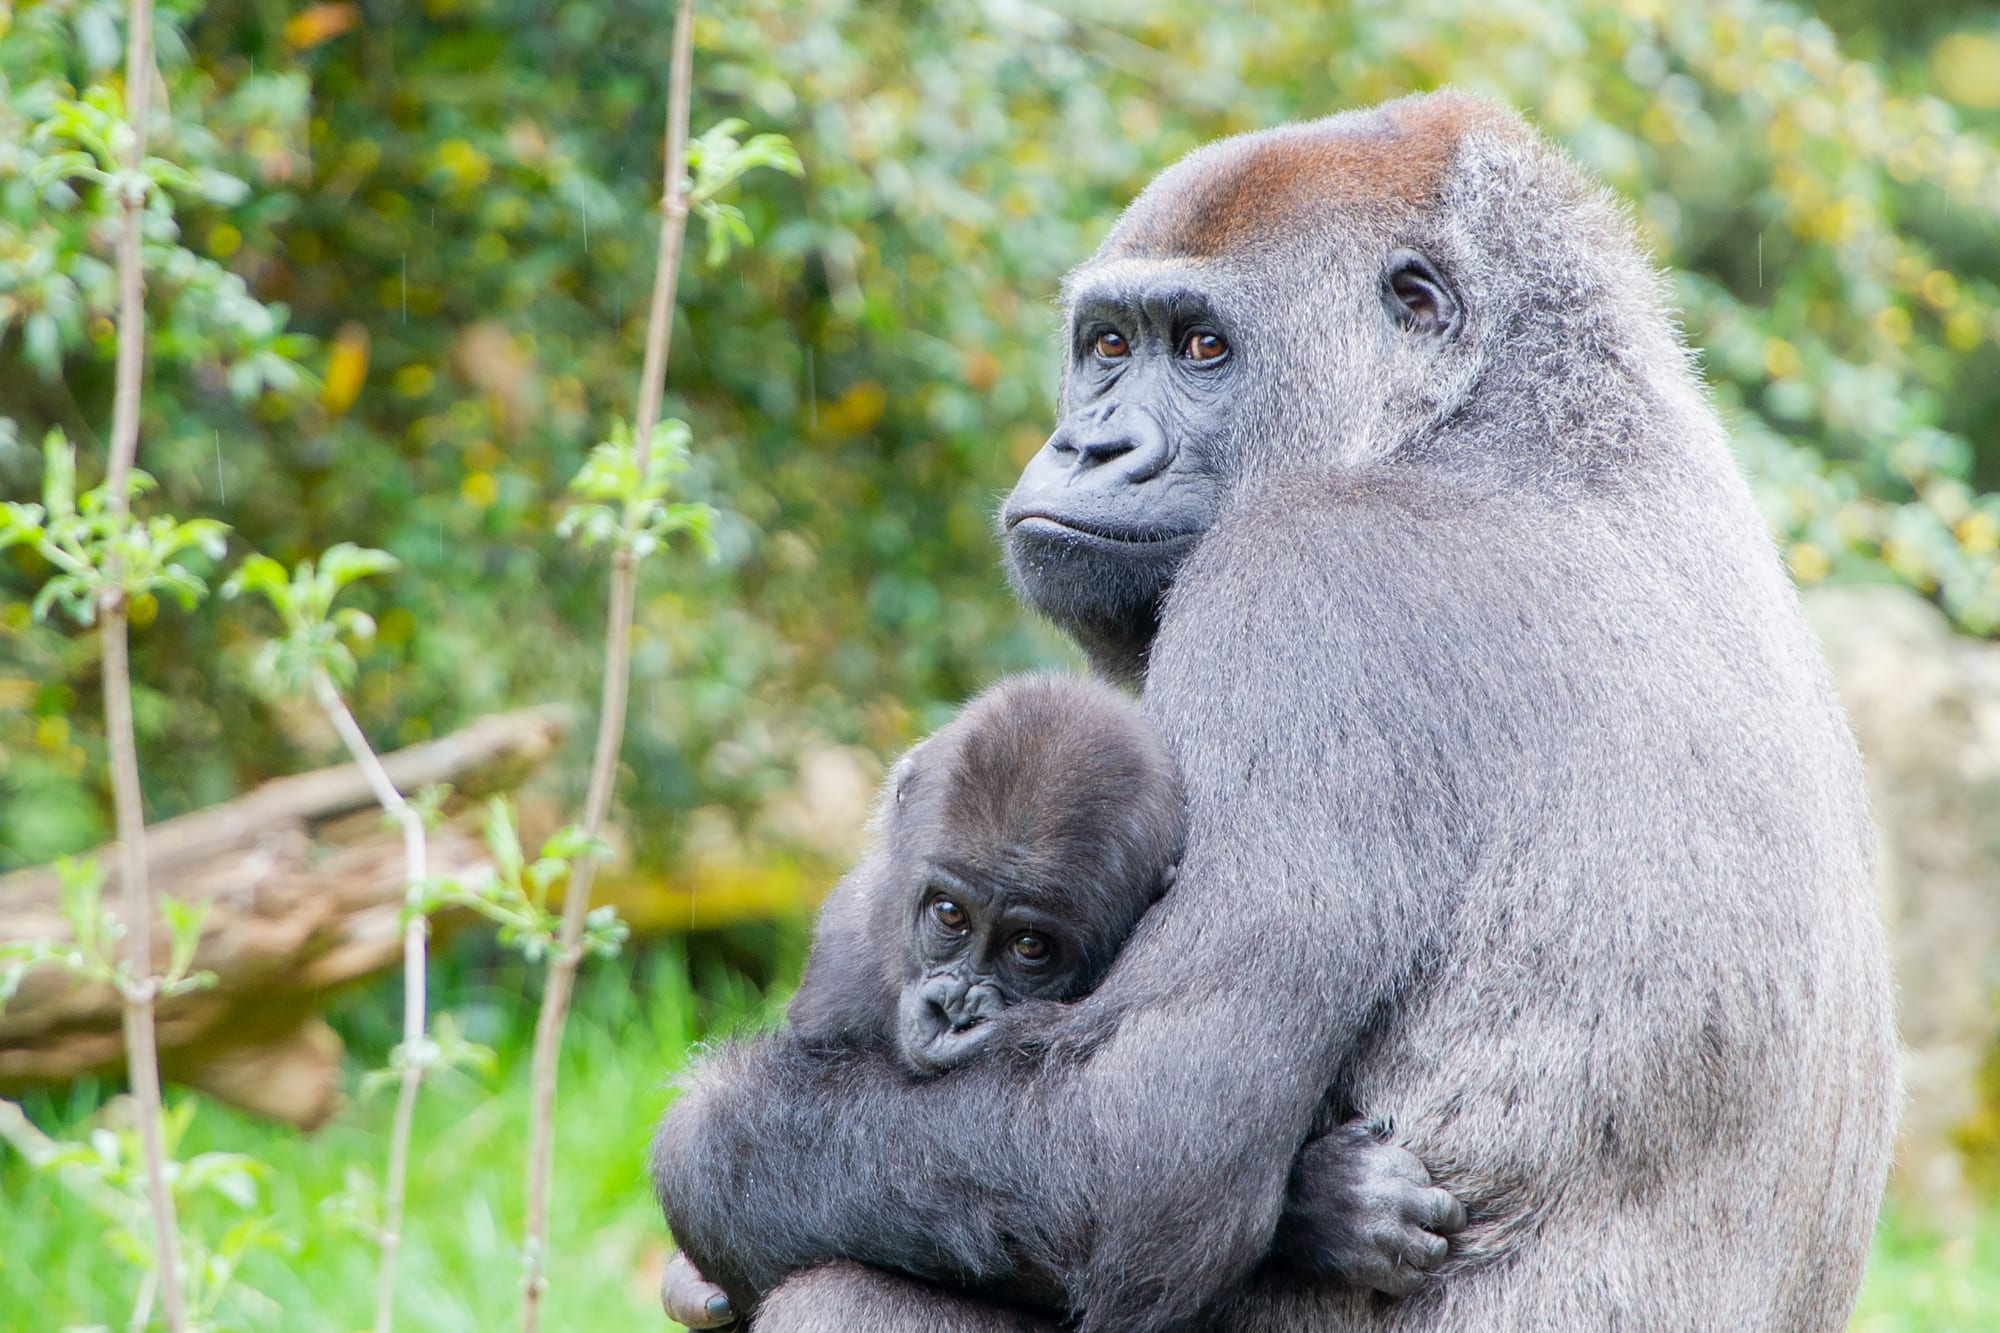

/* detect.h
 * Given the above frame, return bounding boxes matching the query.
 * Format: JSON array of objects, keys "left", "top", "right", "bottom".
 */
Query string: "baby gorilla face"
[{"left": 894, "top": 875, "right": 1086, "bottom": 1075}]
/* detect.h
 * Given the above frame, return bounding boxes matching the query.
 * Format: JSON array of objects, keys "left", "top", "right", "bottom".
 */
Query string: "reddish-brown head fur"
[{"left": 1105, "top": 92, "right": 1525, "bottom": 260}]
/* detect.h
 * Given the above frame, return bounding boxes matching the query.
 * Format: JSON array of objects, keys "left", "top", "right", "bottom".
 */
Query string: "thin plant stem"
[
  {"left": 127, "top": 1269, "right": 157, "bottom": 1333},
  {"left": 0, "top": 1098, "right": 155, "bottom": 1332},
  {"left": 520, "top": 2, "right": 695, "bottom": 1326},
  {"left": 311, "top": 670, "right": 429, "bottom": 1333},
  {"left": 0, "top": 1097, "right": 128, "bottom": 1215},
  {"left": 101, "top": 0, "right": 185, "bottom": 1326}
]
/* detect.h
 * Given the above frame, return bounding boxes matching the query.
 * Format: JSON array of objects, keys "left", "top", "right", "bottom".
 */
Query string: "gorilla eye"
[
  {"left": 1180, "top": 331, "right": 1227, "bottom": 364},
  {"left": 930, "top": 899, "right": 968, "bottom": 931},
  {"left": 1010, "top": 933, "right": 1052, "bottom": 964},
  {"left": 1092, "top": 330, "right": 1130, "bottom": 360}
]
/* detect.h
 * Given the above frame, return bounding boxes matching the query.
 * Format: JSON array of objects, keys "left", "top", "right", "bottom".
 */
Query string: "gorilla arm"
[
  {"left": 656, "top": 948, "right": 1400, "bottom": 1330},
  {"left": 654, "top": 479, "right": 1491, "bottom": 1332}
]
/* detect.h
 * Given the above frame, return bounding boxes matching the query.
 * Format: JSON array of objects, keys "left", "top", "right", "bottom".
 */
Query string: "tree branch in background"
[
  {"left": 311, "top": 672, "right": 431, "bottom": 1333},
  {"left": 101, "top": 0, "right": 186, "bottom": 1325},
  {"left": 519, "top": 4, "right": 697, "bottom": 1328},
  {"left": 221, "top": 545, "right": 427, "bottom": 1331}
]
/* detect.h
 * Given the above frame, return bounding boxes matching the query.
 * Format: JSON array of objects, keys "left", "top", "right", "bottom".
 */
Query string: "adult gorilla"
[{"left": 653, "top": 91, "right": 1897, "bottom": 1331}]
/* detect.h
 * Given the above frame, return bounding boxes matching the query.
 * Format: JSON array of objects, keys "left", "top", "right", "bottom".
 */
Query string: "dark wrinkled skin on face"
[{"left": 1001, "top": 281, "right": 1236, "bottom": 684}]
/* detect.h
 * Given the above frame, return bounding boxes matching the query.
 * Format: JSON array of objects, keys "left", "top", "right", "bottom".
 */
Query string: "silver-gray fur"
[{"left": 653, "top": 90, "right": 1898, "bottom": 1332}]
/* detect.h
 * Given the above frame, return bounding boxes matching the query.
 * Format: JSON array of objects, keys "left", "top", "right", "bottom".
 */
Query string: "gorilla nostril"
[{"left": 1077, "top": 435, "right": 1137, "bottom": 465}]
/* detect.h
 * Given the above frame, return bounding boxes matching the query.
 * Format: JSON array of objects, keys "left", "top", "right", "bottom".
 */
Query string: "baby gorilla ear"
[{"left": 874, "top": 742, "right": 929, "bottom": 829}]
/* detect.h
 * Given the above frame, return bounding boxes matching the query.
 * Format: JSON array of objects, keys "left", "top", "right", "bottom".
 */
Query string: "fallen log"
[{"left": 0, "top": 705, "right": 569, "bottom": 1129}]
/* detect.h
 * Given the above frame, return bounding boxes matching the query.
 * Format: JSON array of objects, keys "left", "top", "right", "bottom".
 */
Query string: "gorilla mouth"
[
  {"left": 902, "top": 1016, "right": 993, "bottom": 1077},
  {"left": 1006, "top": 513, "right": 1200, "bottom": 549}
]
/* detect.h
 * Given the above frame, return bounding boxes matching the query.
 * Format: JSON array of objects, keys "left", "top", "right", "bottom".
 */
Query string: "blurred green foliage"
[
  {"left": 3, "top": 0, "right": 1998, "bottom": 882},
  {"left": 0, "top": 936, "right": 792, "bottom": 1328}
]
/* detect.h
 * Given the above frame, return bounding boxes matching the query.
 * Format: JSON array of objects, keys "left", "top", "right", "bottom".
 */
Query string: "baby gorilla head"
[{"left": 885, "top": 674, "right": 1185, "bottom": 1074}]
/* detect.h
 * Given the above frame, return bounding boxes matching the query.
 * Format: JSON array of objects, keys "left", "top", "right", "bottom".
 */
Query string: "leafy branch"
[
  {"left": 413, "top": 799, "right": 630, "bottom": 966},
  {"left": 0, "top": 431, "right": 229, "bottom": 627},
  {"left": 685, "top": 118, "right": 804, "bottom": 267},
  {"left": 556, "top": 417, "right": 716, "bottom": 560},
  {"left": 0, "top": 856, "right": 213, "bottom": 1013},
  {"left": 519, "top": 1, "right": 799, "bottom": 1325},
  {"left": 0, "top": 1097, "right": 278, "bottom": 1330},
  {"left": 223, "top": 545, "right": 431, "bottom": 1333}
]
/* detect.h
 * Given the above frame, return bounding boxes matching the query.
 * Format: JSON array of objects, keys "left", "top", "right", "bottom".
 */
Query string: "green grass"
[
  {"left": 1, "top": 936, "right": 1993, "bottom": 1331},
  {"left": 0, "top": 935, "right": 795, "bottom": 1332},
  {"left": 1853, "top": 1201, "right": 2000, "bottom": 1332}
]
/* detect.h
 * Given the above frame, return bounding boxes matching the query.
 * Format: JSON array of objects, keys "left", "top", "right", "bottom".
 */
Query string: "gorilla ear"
[
  {"left": 1383, "top": 251, "right": 1462, "bottom": 340},
  {"left": 889, "top": 743, "right": 928, "bottom": 807}
]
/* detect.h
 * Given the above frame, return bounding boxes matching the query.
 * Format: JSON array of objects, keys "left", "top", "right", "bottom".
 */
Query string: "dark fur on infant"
[{"left": 786, "top": 672, "right": 1184, "bottom": 1074}]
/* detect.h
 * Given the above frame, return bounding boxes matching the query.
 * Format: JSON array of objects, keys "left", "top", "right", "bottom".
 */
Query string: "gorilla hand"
[
  {"left": 661, "top": 1250, "right": 736, "bottom": 1329},
  {"left": 1274, "top": 1119, "right": 1465, "bottom": 1297}
]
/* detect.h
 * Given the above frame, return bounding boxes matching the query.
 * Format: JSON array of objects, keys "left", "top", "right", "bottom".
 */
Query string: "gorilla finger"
[
  {"left": 1372, "top": 1142, "right": 1432, "bottom": 1187},
  {"left": 661, "top": 1251, "right": 735, "bottom": 1329},
  {"left": 1414, "top": 1185, "right": 1467, "bottom": 1235},
  {"left": 1400, "top": 1227, "right": 1450, "bottom": 1271},
  {"left": 1363, "top": 1257, "right": 1426, "bottom": 1299}
]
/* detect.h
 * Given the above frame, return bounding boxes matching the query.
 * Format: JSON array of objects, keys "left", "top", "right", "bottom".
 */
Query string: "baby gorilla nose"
[
  {"left": 932, "top": 996, "right": 984, "bottom": 1033},
  {"left": 923, "top": 973, "right": 1006, "bottom": 1030},
  {"left": 896, "top": 975, "right": 1010, "bottom": 1075}
]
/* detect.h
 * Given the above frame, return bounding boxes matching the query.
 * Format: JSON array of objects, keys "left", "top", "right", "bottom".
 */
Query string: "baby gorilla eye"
[
  {"left": 1181, "top": 330, "right": 1227, "bottom": 363},
  {"left": 1093, "top": 330, "right": 1130, "bottom": 360},
  {"left": 930, "top": 898, "right": 968, "bottom": 931},
  {"left": 1010, "top": 933, "right": 1052, "bottom": 964}
]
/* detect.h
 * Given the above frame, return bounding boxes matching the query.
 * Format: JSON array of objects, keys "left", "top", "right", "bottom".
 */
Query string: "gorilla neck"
[{"left": 1071, "top": 604, "right": 1159, "bottom": 689}]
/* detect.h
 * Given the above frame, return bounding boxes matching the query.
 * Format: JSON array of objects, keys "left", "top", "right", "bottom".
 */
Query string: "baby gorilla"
[
  {"left": 659, "top": 674, "right": 1467, "bottom": 1326},
  {"left": 786, "top": 672, "right": 1182, "bottom": 1074}
]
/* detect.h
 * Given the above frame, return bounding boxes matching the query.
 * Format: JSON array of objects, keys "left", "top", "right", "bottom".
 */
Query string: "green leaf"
[
  {"left": 55, "top": 857, "right": 106, "bottom": 960},
  {"left": 581, "top": 905, "right": 630, "bottom": 959},
  {"left": 332, "top": 607, "right": 377, "bottom": 643},
  {"left": 319, "top": 542, "right": 400, "bottom": 592},
  {"left": 161, "top": 894, "right": 210, "bottom": 983},
  {"left": 42, "top": 430, "right": 76, "bottom": 519},
  {"left": 222, "top": 553, "right": 291, "bottom": 608},
  {"left": 540, "top": 824, "right": 611, "bottom": 863},
  {"left": 410, "top": 784, "right": 453, "bottom": 830},
  {"left": 482, "top": 797, "right": 524, "bottom": 882},
  {"left": 23, "top": 313, "right": 61, "bottom": 378},
  {"left": 179, "top": 1150, "right": 267, "bottom": 1210},
  {"left": 0, "top": 502, "right": 48, "bottom": 551}
]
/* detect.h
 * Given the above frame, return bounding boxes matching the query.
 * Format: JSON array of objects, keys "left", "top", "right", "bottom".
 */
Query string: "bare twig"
[
  {"left": 101, "top": 0, "right": 186, "bottom": 1326},
  {"left": 310, "top": 671, "right": 429, "bottom": 1333},
  {"left": 519, "top": 2, "right": 696, "bottom": 1326}
]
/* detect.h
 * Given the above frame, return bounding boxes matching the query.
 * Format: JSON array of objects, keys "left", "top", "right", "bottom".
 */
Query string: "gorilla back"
[
  {"left": 1008, "top": 92, "right": 1898, "bottom": 1330},
  {"left": 657, "top": 92, "right": 1897, "bottom": 1333}
]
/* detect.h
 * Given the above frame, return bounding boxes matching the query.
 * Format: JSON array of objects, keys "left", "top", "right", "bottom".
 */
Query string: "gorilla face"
[
  {"left": 1002, "top": 246, "right": 1464, "bottom": 683},
  {"left": 1001, "top": 274, "right": 1241, "bottom": 683},
  {"left": 893, "top": 873, "right": 1084, "bottom": 1075}
]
